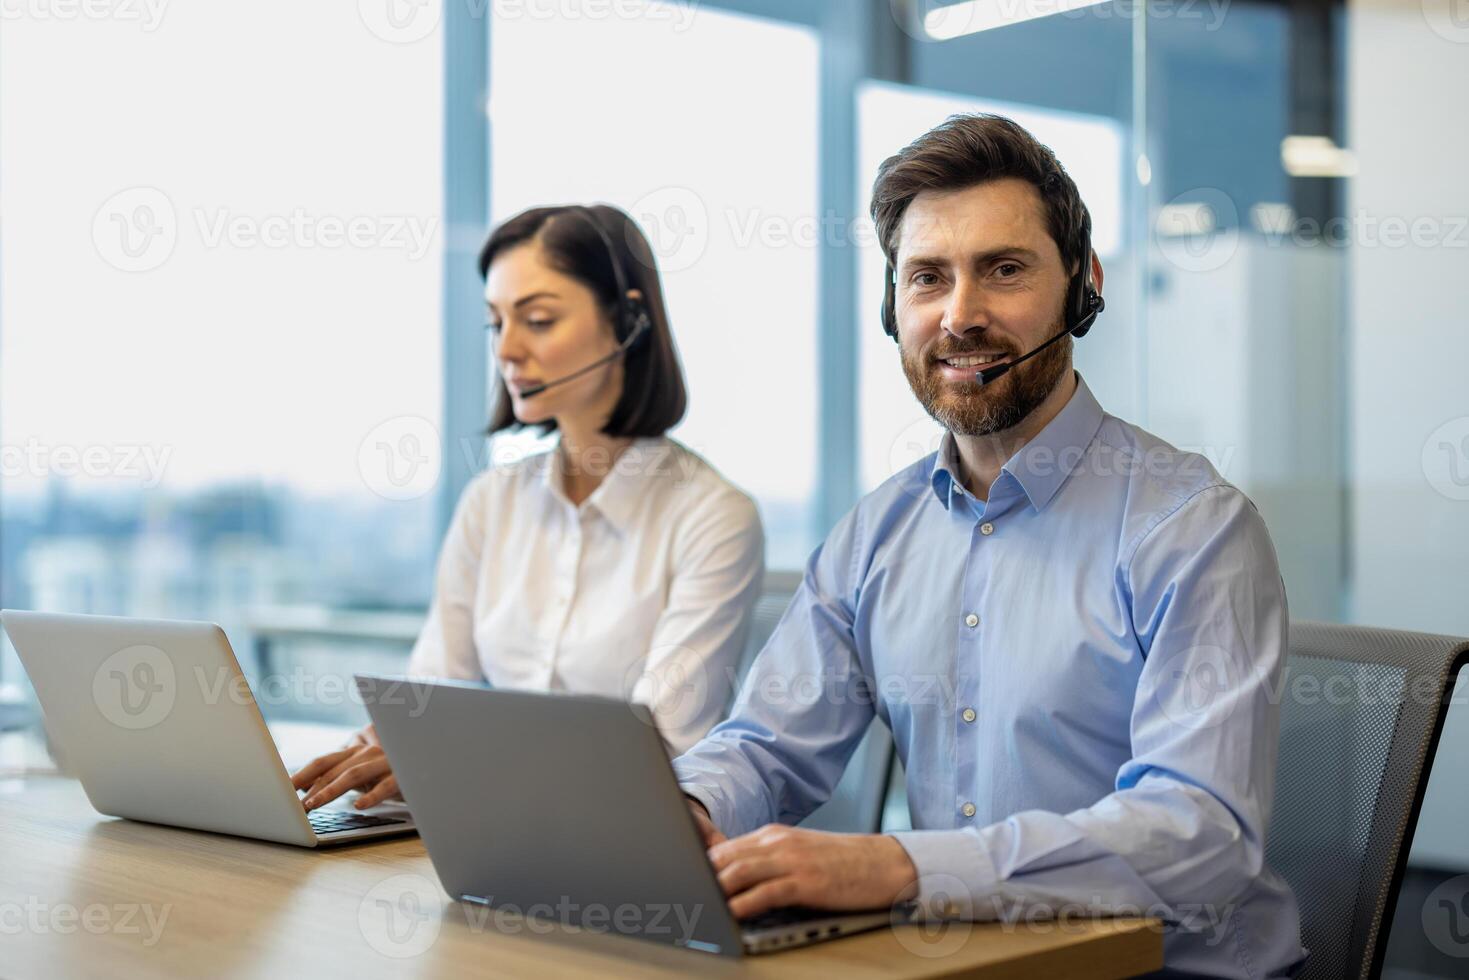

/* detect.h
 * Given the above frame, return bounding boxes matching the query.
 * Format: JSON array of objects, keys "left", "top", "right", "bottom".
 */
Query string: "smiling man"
[{"left": 671, "top": 114, "right": 1308, "bottom": 978}]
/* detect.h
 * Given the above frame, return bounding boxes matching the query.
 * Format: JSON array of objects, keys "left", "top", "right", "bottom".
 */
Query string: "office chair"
[{"left": 1266, "top": 620, "right": 1469, "bottom": 979}]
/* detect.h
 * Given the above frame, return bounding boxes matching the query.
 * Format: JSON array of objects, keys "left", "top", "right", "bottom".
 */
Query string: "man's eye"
[
  {"left": 911, "top": 272, "right": 939, "bottom": 287},
  {"left": 995, "top": 263, "right": 1021, "bottom": 278}
]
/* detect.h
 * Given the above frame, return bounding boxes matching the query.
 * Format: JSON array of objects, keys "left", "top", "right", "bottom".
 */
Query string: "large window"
[
  {"left": 0, "top": 3, "right": 444, "bottom": 703},
  {"left": 488, "top": 3, "right": 821, "bottom": 568}
]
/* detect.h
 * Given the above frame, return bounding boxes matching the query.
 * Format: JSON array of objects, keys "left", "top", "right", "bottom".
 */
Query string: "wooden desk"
[{"left": 0, "top": 746, "right": 1162, "bottom": 978}]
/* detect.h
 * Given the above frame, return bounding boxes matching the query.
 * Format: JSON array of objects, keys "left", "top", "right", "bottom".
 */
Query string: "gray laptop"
[
  {"left": 1, "top": 609, "right": 416, "bottom": 847},
  {"left": 357, "top": 673, "right": 911, "bottom": 956}
]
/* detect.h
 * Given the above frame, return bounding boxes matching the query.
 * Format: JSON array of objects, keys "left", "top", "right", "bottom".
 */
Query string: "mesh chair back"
[{"left": 1267, "top": 621, "right": 1469, "bottom": 980}]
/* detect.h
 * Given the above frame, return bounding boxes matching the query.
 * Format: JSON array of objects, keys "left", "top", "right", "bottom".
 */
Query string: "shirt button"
[
  {"left": 964, "top": 613, "right": 979, "bottom": 628},
  {"left": 961, "top": 802, "right": 976, "bottom": 818},
  {"left": 962, "top": 707, "right": 977, "bottom": 723},
  {"left": 979, "top": 522, "right": 994, "bottom": 536}
]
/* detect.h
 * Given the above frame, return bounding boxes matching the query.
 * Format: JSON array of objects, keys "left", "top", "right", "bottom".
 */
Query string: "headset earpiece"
[{"left": 881, "top": 262, "right": 898, "bottom": 342}]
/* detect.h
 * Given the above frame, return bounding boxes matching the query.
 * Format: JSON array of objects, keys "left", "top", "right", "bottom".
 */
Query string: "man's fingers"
[
  {"left": 717, "top": 856, "right": 782, "bottom": 897},
  {"left": 727, "top": 877, "right": 800, "bottom": 920},
  {"left": 289, "top": 748, "right": 355, "bottom": 790},
  {"left": 352, "top": 774, "right": 399, "bottom": 810}
]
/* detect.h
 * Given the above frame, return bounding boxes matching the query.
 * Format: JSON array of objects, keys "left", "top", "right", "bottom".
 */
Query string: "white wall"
[{"left": 1347, "top": 0, "right": 1469, "bottom": 869}]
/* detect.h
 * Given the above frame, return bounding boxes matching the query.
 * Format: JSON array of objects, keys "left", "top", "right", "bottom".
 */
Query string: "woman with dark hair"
[{"left": 292, "top": 204, "right": 764, "bottom": 812}]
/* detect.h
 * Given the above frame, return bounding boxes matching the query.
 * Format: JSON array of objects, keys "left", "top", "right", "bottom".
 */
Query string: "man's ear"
[{"left": 1089, "top": 251, "right": 1104, "bottom": 295}]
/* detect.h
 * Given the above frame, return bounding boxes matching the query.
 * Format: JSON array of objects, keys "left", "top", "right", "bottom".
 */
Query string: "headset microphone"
[
  {"left": 515, "top": 317, "right": 649, "bottom": 398},
  {"left": 973, "top": 293, "right": 1103, "bottom": 386}
]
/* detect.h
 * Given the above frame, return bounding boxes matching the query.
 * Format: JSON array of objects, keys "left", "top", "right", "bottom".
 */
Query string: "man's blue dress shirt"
[{"left": 674, "top": 372, "right": 1307, "bottom": 978}]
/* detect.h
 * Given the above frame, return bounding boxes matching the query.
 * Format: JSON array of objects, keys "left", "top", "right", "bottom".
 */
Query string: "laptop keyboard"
[{"left": 308, "top": 809, "right": 408, "bottom": 836}]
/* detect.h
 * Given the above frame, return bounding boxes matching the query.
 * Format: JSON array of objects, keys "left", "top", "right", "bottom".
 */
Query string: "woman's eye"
[{"left": 526, "top": 318, "right": 555, "bottom": 330}]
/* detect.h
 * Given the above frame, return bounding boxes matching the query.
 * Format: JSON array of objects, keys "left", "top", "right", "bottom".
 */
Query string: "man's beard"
[{"left": 901, "top": 320, "right": 1071, "bottom": 437}]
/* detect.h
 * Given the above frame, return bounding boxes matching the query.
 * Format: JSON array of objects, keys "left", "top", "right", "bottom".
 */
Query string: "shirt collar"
[
  {"left": 544, "top": 435, "right": 666, "bottom": 533},
  {"left": 929, "top": 371, "right": 1105, "bottom": 512}
]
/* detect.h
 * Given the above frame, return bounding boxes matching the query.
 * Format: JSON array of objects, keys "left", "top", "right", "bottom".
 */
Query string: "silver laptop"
[
  {"left": 357, "top": 673, "right": 912, "bottom": 955},
  {"left": 1, "top": 609, "right": 416, "bottom": 847}
]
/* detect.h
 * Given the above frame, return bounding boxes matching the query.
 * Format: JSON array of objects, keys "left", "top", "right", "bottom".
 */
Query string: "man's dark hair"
[
  {"left": 478, "top": 203, "right": 687, "bottom": 437},
  {"left": 870, "top": 113, "right": 1092, "bottom": 279}
]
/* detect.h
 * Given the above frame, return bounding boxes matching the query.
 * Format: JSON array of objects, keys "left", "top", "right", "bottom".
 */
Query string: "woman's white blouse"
[{"left": 406, "top": 436, "right": 764, "bottom": 756}]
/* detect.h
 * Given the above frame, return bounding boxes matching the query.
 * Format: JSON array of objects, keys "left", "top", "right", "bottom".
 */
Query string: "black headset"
[
  {"left": 566, "top": 204, "right": 653, "bottom": 350},
  {"left": 879, "top": 215, "right": 1104, "bottom": 344}
]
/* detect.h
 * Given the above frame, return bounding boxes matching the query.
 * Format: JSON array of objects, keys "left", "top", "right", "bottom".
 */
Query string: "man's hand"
[
  {"left": 290, "top": 724, "right": 400, "bottom": 810},
  {"left": 686, "top": 797, "right": 727, "bottom": 847},
  {"left": 707, "top": 824, "right": 919, "bottom": 919}
]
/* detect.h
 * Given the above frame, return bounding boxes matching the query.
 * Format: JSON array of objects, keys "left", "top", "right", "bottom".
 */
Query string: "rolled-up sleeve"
[{"left": 890, "top": 485, "right": 1289, "bottom": 928}]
